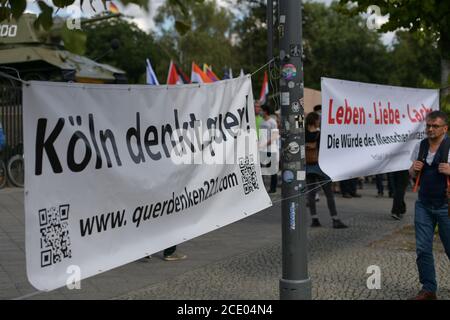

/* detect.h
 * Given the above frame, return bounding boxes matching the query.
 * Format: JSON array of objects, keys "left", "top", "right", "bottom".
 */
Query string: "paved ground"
[{"left": 1, "top": 181, "right": 449, "bottom": 300}]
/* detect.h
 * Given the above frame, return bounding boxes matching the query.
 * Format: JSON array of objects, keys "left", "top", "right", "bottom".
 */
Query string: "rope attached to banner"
[{"left": 0, "top": 70, "right": 28, "bottom": 86}]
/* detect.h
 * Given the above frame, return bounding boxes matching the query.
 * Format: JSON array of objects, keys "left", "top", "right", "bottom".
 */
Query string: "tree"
[
  {"left": 154, "top": 0, "right": 236, "bottom": 78},
  {"left": 387, "top": 31, "right": 440, "bottom": 88},
  {"left": 0, "top": 0, "right": 199, "bottom": 33},
  {"left": 233, "top": 0, "right": 269, "bottom": 96},
  {"left": 0, "top": 0, "right": 149, "bottom": 28},
  {"left": 83, "top": 19, "right": 167, "bottom": 83},
  {"left": 302, "top": 2, "right": 391, "bottom": 90},
  {"left": 338, "top": 0, "right": 450, "bottom": 107}
]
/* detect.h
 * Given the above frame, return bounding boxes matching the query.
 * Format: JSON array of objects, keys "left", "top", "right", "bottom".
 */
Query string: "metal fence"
[{"left": 0, "top": 84, "right": 23, "bottom": 163}]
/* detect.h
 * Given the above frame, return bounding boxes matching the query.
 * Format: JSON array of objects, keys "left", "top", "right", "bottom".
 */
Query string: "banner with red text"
[
  {"left": 23, "top": 76, "right": 271, "bottom": 291},
  {"left": 319, "top": 77, "right": 439, "bottom": 181}
]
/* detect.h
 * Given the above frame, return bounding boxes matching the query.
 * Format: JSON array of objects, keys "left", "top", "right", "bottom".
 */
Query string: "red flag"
[
  {"left": 191, "top": 62, "right": 213, "bottom": 83},
  {"left": 167, "top": 61, "right": 182, "bottom": 85},
  {"left": 259, "top": 71, "right": 269, "bottom": 105},
  {"left": 174, "top": 63, "right": 191, "bottom": 84}
]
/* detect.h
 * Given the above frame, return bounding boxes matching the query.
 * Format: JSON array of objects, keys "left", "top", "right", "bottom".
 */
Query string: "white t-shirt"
[
  {"left": 259, "top": 117, "right": 278, "bottom": 150},
  {"left": 410, "top": 141, "right": 450, "bottom": 165}
]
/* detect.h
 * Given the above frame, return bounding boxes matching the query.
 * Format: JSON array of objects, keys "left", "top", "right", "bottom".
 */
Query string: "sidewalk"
[{"left": 0, "top": 184, "right": 449, "bottom": 300}]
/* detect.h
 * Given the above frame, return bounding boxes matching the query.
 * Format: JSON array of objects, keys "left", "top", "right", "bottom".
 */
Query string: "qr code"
[
  {"left": 39, "top": 204, "right": 72, "bottom": 268},
  {"left": 239, "top": 155, "right": 259, "bottom": 195}
]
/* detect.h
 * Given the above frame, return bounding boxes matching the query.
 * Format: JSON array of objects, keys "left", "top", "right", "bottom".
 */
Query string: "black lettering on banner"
[
  {"left": 89, "top": 114, "right": 102, "bottom": 169},
  {"left": 67, "top": 129, "right": 92, "bottom": 172},
  {"left": 204, "top": 181, "right": 210, "bottom": 201},
  {"left": 100, "top": 129, "right": 122, "bottom": 167},
  {"left": 126, "top": 112, "right": 146, "bottom": 164},
  {"left": 33, "top": 97, "right": 253, "bottom": 175},
  {"left": 35, "top": 118, "right": 64, "bottom": 175},
  {"left": 144, "top": 125, "right": 161, "bottom": 160},
  {"left": 76, "top": 172, "right": 242, "bottom": 234},
  {"left": 79, "top": 209, "right": 126, "bottom": 236}
]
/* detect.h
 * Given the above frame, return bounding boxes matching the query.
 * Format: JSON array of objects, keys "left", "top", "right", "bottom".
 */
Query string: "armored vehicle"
[{"left": 0, "top": 13, "right": 127, "bottom": 84}]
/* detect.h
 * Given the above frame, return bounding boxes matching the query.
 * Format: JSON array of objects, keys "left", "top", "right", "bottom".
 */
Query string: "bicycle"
[
  {"left": 7, "top": 143, "right": 24, "bottom": 188},
  {"left": 0, "top": 158, "right": 6, "bottom": 189}
]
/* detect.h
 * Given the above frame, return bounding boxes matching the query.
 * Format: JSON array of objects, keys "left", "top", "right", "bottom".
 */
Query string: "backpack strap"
[
  {"left": 441, "top": 136, "right": 450, "bottom": 216},
  {"left": 438, "top": 136, "right": 450, "bottom": 163},
  {"left": 413, "top": 139, "right": 430, "bottom": 192},
  {"left": 417, "top": 138, "right": 429, "bottom": 162},
  {"left": 439, "top": 136, "right": 450, "bottom": 195}
]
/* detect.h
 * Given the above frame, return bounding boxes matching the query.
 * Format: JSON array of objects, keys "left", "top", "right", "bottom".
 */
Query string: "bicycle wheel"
[
  {"left": 7, "top": 155, "right": 24, "bottom": 187},
  {"left": 0, "top": 160, "right": 6, "bottom": 189}
]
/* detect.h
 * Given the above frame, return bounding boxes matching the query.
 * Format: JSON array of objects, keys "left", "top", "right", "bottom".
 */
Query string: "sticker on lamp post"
[{"left": 281, "top": 64, "right": 297, "bottom": 80}]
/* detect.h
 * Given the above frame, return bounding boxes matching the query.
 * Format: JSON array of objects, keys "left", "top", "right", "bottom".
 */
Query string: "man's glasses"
[{"left": 426, "top": 124, "right": 446, "bottom": 129}]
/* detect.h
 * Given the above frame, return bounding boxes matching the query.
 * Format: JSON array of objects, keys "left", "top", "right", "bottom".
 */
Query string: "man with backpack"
[{"left": 409, "top": 110, "right": 450, "bottom": 300}]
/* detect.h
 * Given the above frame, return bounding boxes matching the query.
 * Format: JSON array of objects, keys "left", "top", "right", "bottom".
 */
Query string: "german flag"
[{"left": 109, "top": 1, "right": 120, "bottom": 14}]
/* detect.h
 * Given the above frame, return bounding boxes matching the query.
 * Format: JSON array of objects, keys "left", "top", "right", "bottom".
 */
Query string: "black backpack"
[
  {"left": 417, "top": 136, "right": 450, "bottom": 216},
  {"left": 417, "top": 136, "right": 450, "bottom": 163}
]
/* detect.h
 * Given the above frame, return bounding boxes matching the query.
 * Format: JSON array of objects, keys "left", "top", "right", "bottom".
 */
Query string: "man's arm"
[
  {"left": 438, "top": 163, "right": 450, "bottom": 176},
  {"left": 410, "top": 160, "right": 424, "bottom": 177}
]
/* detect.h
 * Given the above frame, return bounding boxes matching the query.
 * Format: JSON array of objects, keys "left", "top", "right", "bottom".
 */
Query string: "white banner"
[
  {"left": 23, "top": 76, "right": 271, "bottom": 291},
  {"left": 319, "top": 77, "right": 439, "bottom": 181}
]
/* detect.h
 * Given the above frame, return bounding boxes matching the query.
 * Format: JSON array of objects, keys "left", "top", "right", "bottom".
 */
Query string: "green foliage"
[
  {"left": 387, "top": 31, "right": 440, "bottom": 88},
  {"left": 302, "top": 2, "right": 391, "bottom": 89},
  {"left": 61, "top": 26, "right": 87, "bottom": 55},
  {"left": 0, "top": 0, "right": 148, "bottom": 29},
  {"left": 34, "top": 1, "right": 54, "bottom": 30},
  {"left": 337, "top": 0, "right": 449, "bottom": 102},
  {"left": 338, "top": 0, "right": 450, "bottom": 56},
  {"left": 83, "top": 19, "right": 166, "bottom": 84},
  {"left": 233, "top": 0, "right": 269, "bottom": 94},
  {"left": 154, "top": 0, "right": 236, "bottom": 77}
]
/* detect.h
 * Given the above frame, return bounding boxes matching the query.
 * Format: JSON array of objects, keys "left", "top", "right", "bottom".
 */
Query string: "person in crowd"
[
  {"left": 254, "top": 101, "right": 263, "bottom": 139},
  {"left": 143, "top": 246, "right": 187, "bottom": 261},
  {"left": 390, "top": 170, "right": 410, "bottom": 220},
  {"left": 259, "top": 104, "right": 278, "bottom": 193},
  {"left": 305, "top": 112, "right": 348, "bottom": 229},
  {"left": 375, "top": 174, "right": 384, "bottom": 197},
  {"left": 313, "top": 104, "right": 322, "bottom": 116},
  {"left": 340, "top": 178, "right": 361, "bottom": 198},
  {"left": 408, "top": 111, "right": 450, "bottom": 300}
]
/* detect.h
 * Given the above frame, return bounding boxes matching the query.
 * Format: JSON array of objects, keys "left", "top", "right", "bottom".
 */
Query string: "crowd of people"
[{"left": 255, "top": 101, "right": 450, "bottom": 300}]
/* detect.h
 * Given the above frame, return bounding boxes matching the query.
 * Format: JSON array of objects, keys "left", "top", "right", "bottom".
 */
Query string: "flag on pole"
[
  {"left": 146, "top": 58, "right": 159, "bottom": 85},
  {"left": 203, "top": 63, "right": 210, "bottom": 73},
  {"left": 223, "top": 68, "right": 232, "bottom": 79},
  {"left": 174, "top": 63, "right": 190, "bottom": 84},
  {"left": 239, "top": 69, "right": 245, "bottom": 77},
  {"left": 259, "top": 71, "right": 269, "bottom": 105},
  {"left": 167, "top": 61, "right": 182, "bottom": 85},
  {"left": 167, "top": 61, "right": 190, "bottom": 85},
  {"left": 204, "top": 65, "right": 220, "bottom": 82},
  {"left": 191, "top": 62, "right": 213, "bottom": 83}
]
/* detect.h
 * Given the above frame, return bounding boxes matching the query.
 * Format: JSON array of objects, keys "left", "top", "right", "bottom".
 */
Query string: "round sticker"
[
  {"left": 288, "top": 81, "right": 295, "bottom": 89},
  {"left": 283, "top": 170, "right": 295, "bottom": 183},
  {"left": 281, "top": 64, "right": 297, "bottom": 80},
  {"left": 291, "top": 102, "right": 300, "bottom": 113},
  {"left": 287, "top": 141, "right": 300, "bottom": 154}
]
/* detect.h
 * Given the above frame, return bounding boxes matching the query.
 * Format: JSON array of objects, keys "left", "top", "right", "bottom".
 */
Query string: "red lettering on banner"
[
  {"left": 407, "top": 104, "right": 432, "bottom": 123},
  {"left": 328, "top": 99, "right": 365, "bottom": 125},
  {"left": 373, "top": 101, "right": 400, "bottom": 124}
]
